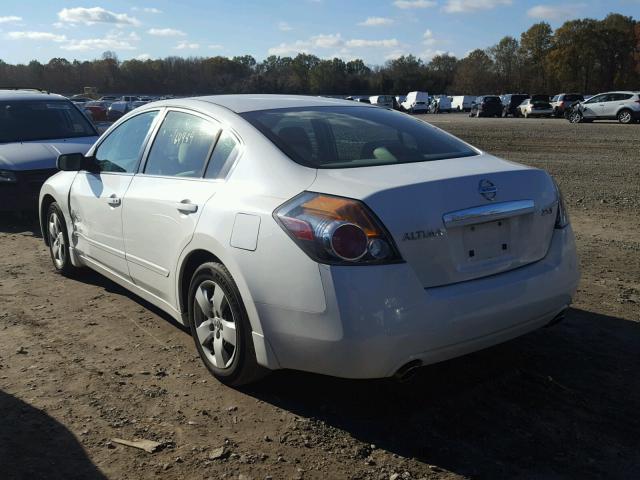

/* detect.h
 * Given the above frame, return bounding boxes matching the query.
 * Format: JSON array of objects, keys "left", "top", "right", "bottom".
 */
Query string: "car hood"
[{"left": 0, "top": 137, "right": 98, "bottom": 171}]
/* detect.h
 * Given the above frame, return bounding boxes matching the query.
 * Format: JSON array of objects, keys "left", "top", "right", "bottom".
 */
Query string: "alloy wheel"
[
  {"left": 48, "top": 212, "right": 66, "bottom": 269},
  {"left": 193, "top": 280, "right": 237, "bottom": 369},
  {"left": 618, "top": 111, "right": 632, "bottom": 124}
]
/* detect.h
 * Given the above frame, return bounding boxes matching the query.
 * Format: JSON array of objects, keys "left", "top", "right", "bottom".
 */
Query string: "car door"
[
  {"left": 122, "top": 109, "right": 242, "bottom": 307},
  {"left": 70, "top": 110, "right": 159, "bottom": 280},
  {"left": 581, "top": 94, "right": 605, "bottom": 118}
]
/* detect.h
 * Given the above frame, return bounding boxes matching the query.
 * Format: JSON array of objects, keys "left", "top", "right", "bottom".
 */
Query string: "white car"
[
  {"left": 369, "top": 95, "right": 394, "bottom": 108},
  {"left": 39, "top": 95, "right": 579, "bottom": 385},
  {"left": 568, "top": 91, "right": 640, "bottom": 124},
  {"left": 401, "top": 91, "right": 429, "bottom": 113},
  {"left": 518, "top": 98, "right": 553, "bottom": 118},
  {"left": 451, "top": 95, "right": 475, "bottom": 112}
]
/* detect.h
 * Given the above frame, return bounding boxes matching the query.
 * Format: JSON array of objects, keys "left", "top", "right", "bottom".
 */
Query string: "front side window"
[
  {"left": 95, "top": 110, "right": 158, "bottom": 173},
  {"left": 144, "top": 111, "right": 219, "bottom": 178},
  {"left": 585, "top": 94, "right": 604, "bottom": 104},
  {"left": 242, "top": 106, "right": 477, "bottom": 169},
  {"left": 0, "top": 100, "right": 96, "bottom": 143}
]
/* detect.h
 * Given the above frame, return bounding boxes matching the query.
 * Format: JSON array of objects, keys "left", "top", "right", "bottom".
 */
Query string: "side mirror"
[
  {"left": 57, "top": 153, "right": 85, "bottom": 171},
  {"left": 57, "top": 153, "right": 98, "bottom": 172}
]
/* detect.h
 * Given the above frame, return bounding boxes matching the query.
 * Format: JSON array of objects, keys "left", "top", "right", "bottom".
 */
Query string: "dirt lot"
[{"left": 1, "top": 115, "right": 639, "bottom": 480}]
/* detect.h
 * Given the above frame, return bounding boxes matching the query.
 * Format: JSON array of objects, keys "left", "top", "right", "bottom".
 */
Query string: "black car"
[
  {"left": 470, "top": 96, "right": 503, "bottom": 118},
  {"left": 501, "top": 94, "right": 529, "bottom": 117},
  {"left": 0, "top": 90, "right": 98, "bottom": 212}
]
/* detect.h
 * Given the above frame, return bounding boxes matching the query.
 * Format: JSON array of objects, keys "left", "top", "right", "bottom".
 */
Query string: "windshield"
[
  {"left": 242, "top": 106, "right": 477, "bottom": 169},
  {"left": 0, "top": 100, "right": 97, "bottom": 143}
]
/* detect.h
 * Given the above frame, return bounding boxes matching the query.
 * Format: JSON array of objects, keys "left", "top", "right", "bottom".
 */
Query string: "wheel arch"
[
  {"left": 176, "top": 243, "right": 280, "bottom": 370},
  {"left": 40, "top": 194, "right": 57, "bottom": 246}
]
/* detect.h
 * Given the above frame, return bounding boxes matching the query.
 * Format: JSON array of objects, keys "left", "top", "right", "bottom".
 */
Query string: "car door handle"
[
  {"left": 176, "top": 200, "right": 198, "bottom": 214},
  {"left": 107, "top": 194, "right": 121, "bottom": 207}
]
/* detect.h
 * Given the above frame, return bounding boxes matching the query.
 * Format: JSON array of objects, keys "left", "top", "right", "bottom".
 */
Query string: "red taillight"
[
  {"left": 274, "top": 192, "right": 402, "bottom": 265},
  {"left": 324, "top": 223, "right": 368, "bottom": 261}
]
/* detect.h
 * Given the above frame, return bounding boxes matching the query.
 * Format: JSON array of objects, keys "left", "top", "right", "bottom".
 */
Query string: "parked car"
[
  {"left": 567, "top": 91, "right": 640, "bottom": 124},
  {"left": 107, "top": 99, "right": 142, "bottom": 121},
  {"left": 550, "top": 93, "right": 584, "bottom": 117},
  {"left": 39, "top": 94, "right": 578, "bottom": 385},
  {"left": 429, "top": 95, "right": 452, "bottom": 113},
  {"left": 518, "top": 98, "right": 553, "bottom": 118},
  {"left": 0, "top": 89, "right": 98, "bottom": 212},
  {"left": 501, "top": 94, "right": 529, "bottom": 117},
  {"left": 99, "top": 95, "right": 118, "bottom": 102},
  {"left": 470, "top": 96, "right": 502, "bottom": 117},
  {"left": 401, "top": 91, "right": 429, "bottom": 113},
  {"left": 369, "top": 95, "right": 394, "bottom": 108},
  {"left": 82, "top": 101, "right": 110, "bottom": 122},
  {"left": 451, "top": 95, "right": 475, "bottom": 112}
]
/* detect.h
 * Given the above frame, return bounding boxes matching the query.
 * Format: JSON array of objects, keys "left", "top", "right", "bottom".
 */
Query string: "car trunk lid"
[{"left": 310, "top": 154, "right": 558, "bottom": 288}]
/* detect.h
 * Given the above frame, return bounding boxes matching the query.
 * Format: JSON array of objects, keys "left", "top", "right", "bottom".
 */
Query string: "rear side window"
[
  {"left": 95, "top": 110, "right": 158, "bottom": 173},
  {"left": 204, "top": 131, "right": 240, "bottom": 179},
  {"left": 242, "top": 106, "right": 477, "bottom": 169},
  {"left": 564, "top": 94, "right": 583, "bottom": 102},
  {"left": 145, "top": 111, "right": 219, "bottom": 178}
]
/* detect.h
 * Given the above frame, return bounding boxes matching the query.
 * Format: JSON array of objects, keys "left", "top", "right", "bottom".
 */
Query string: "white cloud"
[
  {"left": 174, "top": 41, "right": 200, "bottom": 50},
  {"left": 208, "top": 44, "right": 224, "bottom": 49},
  {"left": 132, "top": 7, "right": 162, "bottom": 14},
  {"left": 443, "top": 0, "right": 511, "bottom": 13},
  {"left": 346, "top": 38, "right": 399, "bottom": 48},
  {"left": 136, "top": 53, "right": 151, "bottom": 60},
  {"left": 358, "top": 16, "right": 394, "bottom": 26},
  {"left": 57, "top": 7, "right": 140, "bottom": 26},
  {"left": 422, "top": 48, "right": 449, "bottom": 60},
  {"left": 393, "top": 0, "right": 437, "bottom": 9},
  {"left": 423, "top": 29, "right": 436, "bottom": 45},
  {"left": 0, "top": 16, "right": 22, "bottom": 24},
  {"left": 147, "top": 27, "right": 186, "bottom": 36},
  {"left": 527, "top": 4, "right": 585, "bottom": 21},
  {"left": 6, "top": 31, "right": 66, "bottom": 42},
  {"left": 278, "top": 21, "right": 293, "bottom": 31},
  {"left": 61, "top": 34, "right": 137, "bottom": 51},
  {"left": 268, "top": 33, "right": 401, "bottom": 56},
  {"left": 385, "top": 49, "right": 410, "bottom": 60}
]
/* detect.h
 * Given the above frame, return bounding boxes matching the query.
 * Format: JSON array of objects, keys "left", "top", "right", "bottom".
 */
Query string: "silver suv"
[{"left": 568, "top": 91, "right": 640, "bottom": 124}]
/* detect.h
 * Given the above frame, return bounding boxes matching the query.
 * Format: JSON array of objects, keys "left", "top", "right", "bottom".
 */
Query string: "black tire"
[
  {"left": 617, "top": 109, "right": 633, "bottom": 124},
  {"left": 46, "top": 202, "right": 75, "bottom": 275},
  {"left": 568, "top": 111, "right": 583, "bottom": 124},
  {"left": 188, "top": 262, "right": 265, "bottom": 386}
]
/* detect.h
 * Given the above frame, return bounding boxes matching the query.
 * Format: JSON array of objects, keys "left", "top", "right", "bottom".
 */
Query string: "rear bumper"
[{"left": 256, "top": 225, "right": 579, "bottom": 378}]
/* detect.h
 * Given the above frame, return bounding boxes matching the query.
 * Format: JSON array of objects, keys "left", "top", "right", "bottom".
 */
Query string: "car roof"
[
  {"left": 0, "top": 89, "right": 68, "bottom": 101},
  {"left": 184, "top": 94, "right": 366, "bottom": 113}
]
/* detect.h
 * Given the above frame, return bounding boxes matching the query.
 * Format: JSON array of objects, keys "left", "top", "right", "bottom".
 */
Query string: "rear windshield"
[
  {"left": 484, "top": 96, "right": 501, "bottom": 102},
  {"left": 563, "top": 94, "right": 583, "bottom": 101},
  {"left": 0, "top": 100, "right": 96, "bottom": 143},
  {"left": 241, "top": 106, "right": 477, "bottom": 168}
]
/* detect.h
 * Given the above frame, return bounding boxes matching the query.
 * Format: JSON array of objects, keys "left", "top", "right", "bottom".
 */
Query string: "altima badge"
[
  {"left": 402, "top": 229, "right": 446, "bottom": 241},
  {"left": 479, "top": 179, "right": 497, "bottom": 201}
]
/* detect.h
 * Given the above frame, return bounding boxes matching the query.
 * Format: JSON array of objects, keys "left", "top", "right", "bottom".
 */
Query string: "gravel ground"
[{"left": 1, "top": 114, "right": 639, "bottom": 480}]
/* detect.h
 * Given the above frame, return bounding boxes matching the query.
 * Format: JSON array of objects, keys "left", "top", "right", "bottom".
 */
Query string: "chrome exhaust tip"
[{"left": 393, "top": 360, "right": 423, "bottom": 382}]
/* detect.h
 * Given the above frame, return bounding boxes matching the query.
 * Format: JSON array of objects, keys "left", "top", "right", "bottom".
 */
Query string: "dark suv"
[
  {"left": 470, "top": 96, "right": 503, "bottom": 118},
  {"left": 550, "top": 93, "right": 584, "bottom": 117},
  {"left": 501, "top": 94, "right": 529, "bottom": 117}
]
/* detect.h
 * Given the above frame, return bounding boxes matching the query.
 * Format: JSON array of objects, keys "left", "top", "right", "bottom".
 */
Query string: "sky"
[{"left": 0, "top": 1, "right": 638, "bottom": 65}]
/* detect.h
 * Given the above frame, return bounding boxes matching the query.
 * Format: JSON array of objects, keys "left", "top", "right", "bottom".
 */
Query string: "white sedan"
[
  {"left": 39, "top": 95, "right": 579, "bottom": 385},
  {"left": 518, "top": 98, "right": 554, "bottom": 118}
]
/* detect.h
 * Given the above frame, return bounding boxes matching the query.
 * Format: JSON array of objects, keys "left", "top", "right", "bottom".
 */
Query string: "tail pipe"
[
  {"left": 546, "top": 308, "right": 569, "bottom": 327},
  {"left": 393, "top": 359, "right": 423, "bottom": 382}
]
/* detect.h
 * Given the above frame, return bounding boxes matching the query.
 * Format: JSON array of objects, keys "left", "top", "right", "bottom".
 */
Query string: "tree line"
[{"left": 1, "top": 13, "right": 638, "bottom": 96}]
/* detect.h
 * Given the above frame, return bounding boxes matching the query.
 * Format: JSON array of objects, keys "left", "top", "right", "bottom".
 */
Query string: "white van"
[
  {"left": 451, "top": 95, "right": 475, "bottom": 112},
  {"left": 401, "top": 91, "right": 429, "bottom": 113},
  {"left": 369, "top": 95, "right": 394, "bottom": 108},
  {"left": 435, "top": 95, "right": 452, "bottom": 113}
]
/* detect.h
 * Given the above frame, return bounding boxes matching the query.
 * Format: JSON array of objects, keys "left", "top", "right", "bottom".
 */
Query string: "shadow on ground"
[
  {"left": 246, "top": 308, "right": 640, "bottom": 479},
  {"left": 0, "top": 390, "right": 106, "bottom": 480},
  {"left": 0, "top": 212, "right": 41, "bottom": 237}
]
